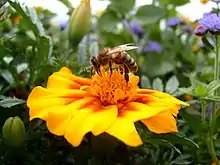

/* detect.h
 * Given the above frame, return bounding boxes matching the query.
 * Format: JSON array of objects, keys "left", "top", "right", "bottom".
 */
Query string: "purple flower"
[
  {"left": 183, "top": 25, "right": 193, "bottom": 34},
  {"left": 194, "top": 25, "right": 208, "bottom": 36},
  {"left": 60, "top": 22, "right": 68, "bottom": 31},
  {"left": 143, "top": 41, "right": 162, "bottom": 54},
  {"left": 197, "top": 12, "right": 220, "bottom": 34},
  {"left": 166, "top": 17, "right": 184, "bottom": 28},
  {"left": 129, "top": 20, "right": 144, "bottom": 38}
]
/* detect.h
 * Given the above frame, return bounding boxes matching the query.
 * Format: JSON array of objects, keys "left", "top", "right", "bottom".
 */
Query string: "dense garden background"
[{"left": 1, "top": 0, "right": 220, "bottom": 164}]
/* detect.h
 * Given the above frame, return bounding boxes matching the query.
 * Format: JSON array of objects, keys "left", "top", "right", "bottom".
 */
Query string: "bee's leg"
[
  {"left": 124, "top": 64, "right": 129, "bottom": 82},
  {"left": 90, "top": 67, "right": 93, "bottom": 77},
  {"left": 119, "top": 65, "right": 124, "bottom": 75},
  {"left": 109, "top": 61, "right": 113, "bottom": 76}
]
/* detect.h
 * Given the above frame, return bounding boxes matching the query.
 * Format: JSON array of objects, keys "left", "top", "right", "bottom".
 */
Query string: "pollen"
[{"left": 90, "top": 67, "right": 139, "bottom": 105}]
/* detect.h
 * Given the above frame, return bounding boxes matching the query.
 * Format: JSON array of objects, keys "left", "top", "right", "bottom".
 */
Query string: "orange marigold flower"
[{"left": 27, "top": 67, "right": 189, "bottom": 147}]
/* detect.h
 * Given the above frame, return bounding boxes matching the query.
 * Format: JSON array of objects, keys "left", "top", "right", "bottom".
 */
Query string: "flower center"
[{"left": 90, "top": 67, "right": 139, "bottom": 106}]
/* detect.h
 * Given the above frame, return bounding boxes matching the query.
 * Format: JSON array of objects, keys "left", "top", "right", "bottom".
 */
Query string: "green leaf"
[
  {"left": 202, "top": 37, "right": 214, "bottom": 51},
  {"left": 178, "top": 87, "right": 194, "bottom": 96},
  {"left": 110, "top": 0, "right": 135, "bottom": 15},
  {"left": 165, "top": 75, "right": 179, "bottom": 94},
  {"left": 160, "top": 0, "right": 189, "bottom": 6},
  {"left": 141, "top": 75, "right": 151, "bottom": 88},
  {"left": 170, "top": 154, "right": 192, "bottom": 165},
  {"left": 152, "top": 77, "right": 163, "bottom": 91},
  {"left": 0, "top": 69, "right": 15, "bottom": 85},
  {"left": 0, "top": 34, "right": 16, "bottom": 44},
  {"left": 58, "top": 0, "right": 73, "bottom": 9},
  {"left": 8, "top": 0, "right": 45, "bottom": 36},
  {"left": 194, "top": 84, "right": 208, "bottom": 97},
  {"left": 207, "top": 80, "right": 220, "bottom": 95},
  {"left": 0, "top": 96, "right": 25, "bottom": 108},
  {"left": 135, "top": 5, "right": 165, "bottom": 24},
  {"left": 147, "top": 139, "right": 181, "bottom": 154},
  {"left": 152, "top": 133, "right": 199, "bottom": 149},
  {"left": 98, "top": 9, "right": 121, "bottom": 32},
  {"left": 37, "top": 36, "right": 53, "bottom": 64},
  {"left": 180, "top": 111, "right": 202, "bottom": 134}
]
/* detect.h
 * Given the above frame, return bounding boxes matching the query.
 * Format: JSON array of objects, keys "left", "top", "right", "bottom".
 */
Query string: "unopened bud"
[
  {"left": 2, "top": 116, "right": 26, "bottom": 147},
  {"left": 68, "top": 0, "right": 91, "bottom": 47}
]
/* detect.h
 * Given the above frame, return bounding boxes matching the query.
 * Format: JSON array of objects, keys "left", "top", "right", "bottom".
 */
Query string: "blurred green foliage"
[{"left": 0, "top": 0, "right": 219, "bottom": 165}]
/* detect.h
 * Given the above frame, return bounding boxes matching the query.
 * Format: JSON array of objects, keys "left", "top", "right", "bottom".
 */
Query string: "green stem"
[
  {"left": 201, "top": 101, "right": 206, "bottom": 122},
  {"left": 215, "top": 36, "right": 219, "bottom": 83},
  {"left": 206, "top": 36, "right": 220, "bottom": 165}
]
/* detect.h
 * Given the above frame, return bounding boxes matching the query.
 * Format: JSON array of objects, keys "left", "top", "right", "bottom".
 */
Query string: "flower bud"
[
  {"left": 2, "top": 116, "right": 26, "bottom": 147},
  {"left": 194, "top": 25, "right": 208, "bottom": 36},
  {"left": 68, "top": 0, "right": 91, "bottom": 47}
]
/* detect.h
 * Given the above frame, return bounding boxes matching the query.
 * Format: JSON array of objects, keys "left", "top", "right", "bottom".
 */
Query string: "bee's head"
[{"left": 90, "top": 56, "right": 100, "bottom": 67}]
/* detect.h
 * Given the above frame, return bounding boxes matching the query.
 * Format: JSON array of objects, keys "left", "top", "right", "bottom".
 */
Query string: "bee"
[{"left": 89, "top": 43, "right": 138, "bottom": 82}]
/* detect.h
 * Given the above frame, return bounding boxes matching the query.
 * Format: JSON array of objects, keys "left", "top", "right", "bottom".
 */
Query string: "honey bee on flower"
[
  {"left": 90, "top": 43, "right": 138, "bottom": 82},
  {"left": 27, "top": 45, "right": 189, "bottom": 147}
]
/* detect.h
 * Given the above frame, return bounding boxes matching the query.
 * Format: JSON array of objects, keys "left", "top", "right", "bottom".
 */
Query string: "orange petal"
[
  {"left": 46, "top": 97, "right": 97, "bottom": 135},
  {"left": 120, "top": 102, "right": 172, "bottom": 122},
  {"left": 105, "top": 118, "right": 143, "bottom": 147},
  {"left": 141, "top": 112, "right": 178, "bottom": 134}
]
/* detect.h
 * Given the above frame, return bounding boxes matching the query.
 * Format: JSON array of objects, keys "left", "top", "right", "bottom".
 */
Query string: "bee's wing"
[{"left": 106, "top": 43, "right": 138, "bottom": 55}]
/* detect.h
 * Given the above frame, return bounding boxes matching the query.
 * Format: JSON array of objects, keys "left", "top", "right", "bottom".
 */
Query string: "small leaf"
[
  {"left": 194, "top": 84, "right": 208, "bottom": 97},
  {"left": 178, "top": 87, "right": 194, "bottom": 96},
  {"left": 141, "top": 75, "right": 151, "bottom": 88},
  {"left": 0, "top": 69, "right": 15, "bottom": 85},
  {"left": 98, "top": 8, "right": 121, "bottom": 32},
  {"left": 160, "top": 0, "right": 189, "bottom": 6},
  {"left": 0, "top": 34, "right": 16, "bottom": 44},
  {"left": 152, "top": 77, "right": 164, "bottom": 91},
  {"left": 202, "top": 37, "right": 214, "bottom": 51},
  {"left": 152, "top": 133, "right": 199, "bottom": 149},
  {"left": 180, "top": 111, "right": 202, "bottom": 134},
  {"left": 37, "top": 36, "right": 53, "bottom": 64},
  {"left": 0, "top": 96, "right": 25, "bottom": 108},
  {"left": 207, "top": 80, "right": 220, "bottom": 95},
  {"left": 147, "top": 139, "right": 181, "bottom": 154},
  {"left": 110, "top": 0, "right": 135, "bottom": 14},
  {"left": 135, "top": 5, "right": 165, "bottom": 24},
  {"left": 8, "top": 0, "right": 45, "bottom": 35},
  {"left": 170, "top": 154, "right": 192, "bottom": 165},
  {"left": 165, "top": 75, "right": 179, "bottom": 94}
]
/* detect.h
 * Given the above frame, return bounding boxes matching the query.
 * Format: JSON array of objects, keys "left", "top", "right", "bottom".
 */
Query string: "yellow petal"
[
  {"left": 91, "top": 105, "right": 118, "bottom": 135},
  {"left": 120, "top": 102, "right": 171, "bottom": 122},
  {"left": 63, "top": 104, "right": 117, "bottom": 147},
  {"left": 137, "top": 89, "right": 189, "bottom": 106},
  {"left": 27, "top": 86, "right": 90, "bottom": 120},
  {"left": 105, "top": 118, "right": 143, "bottom": 147},
  {"left": 141, "top": 112, "right": 178, "bottom": 134},
  {"left": 53, "top": 67, "right": 91, "bottom": 86},
  {"left": 47, "top": 73, "right": 82, "bottom": 89},
  {"left": 64, "top": 108, "right": 93, "bottom": 147},
  {"left": 46, "top": 97, "right": 97, "bottom": 136}
]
